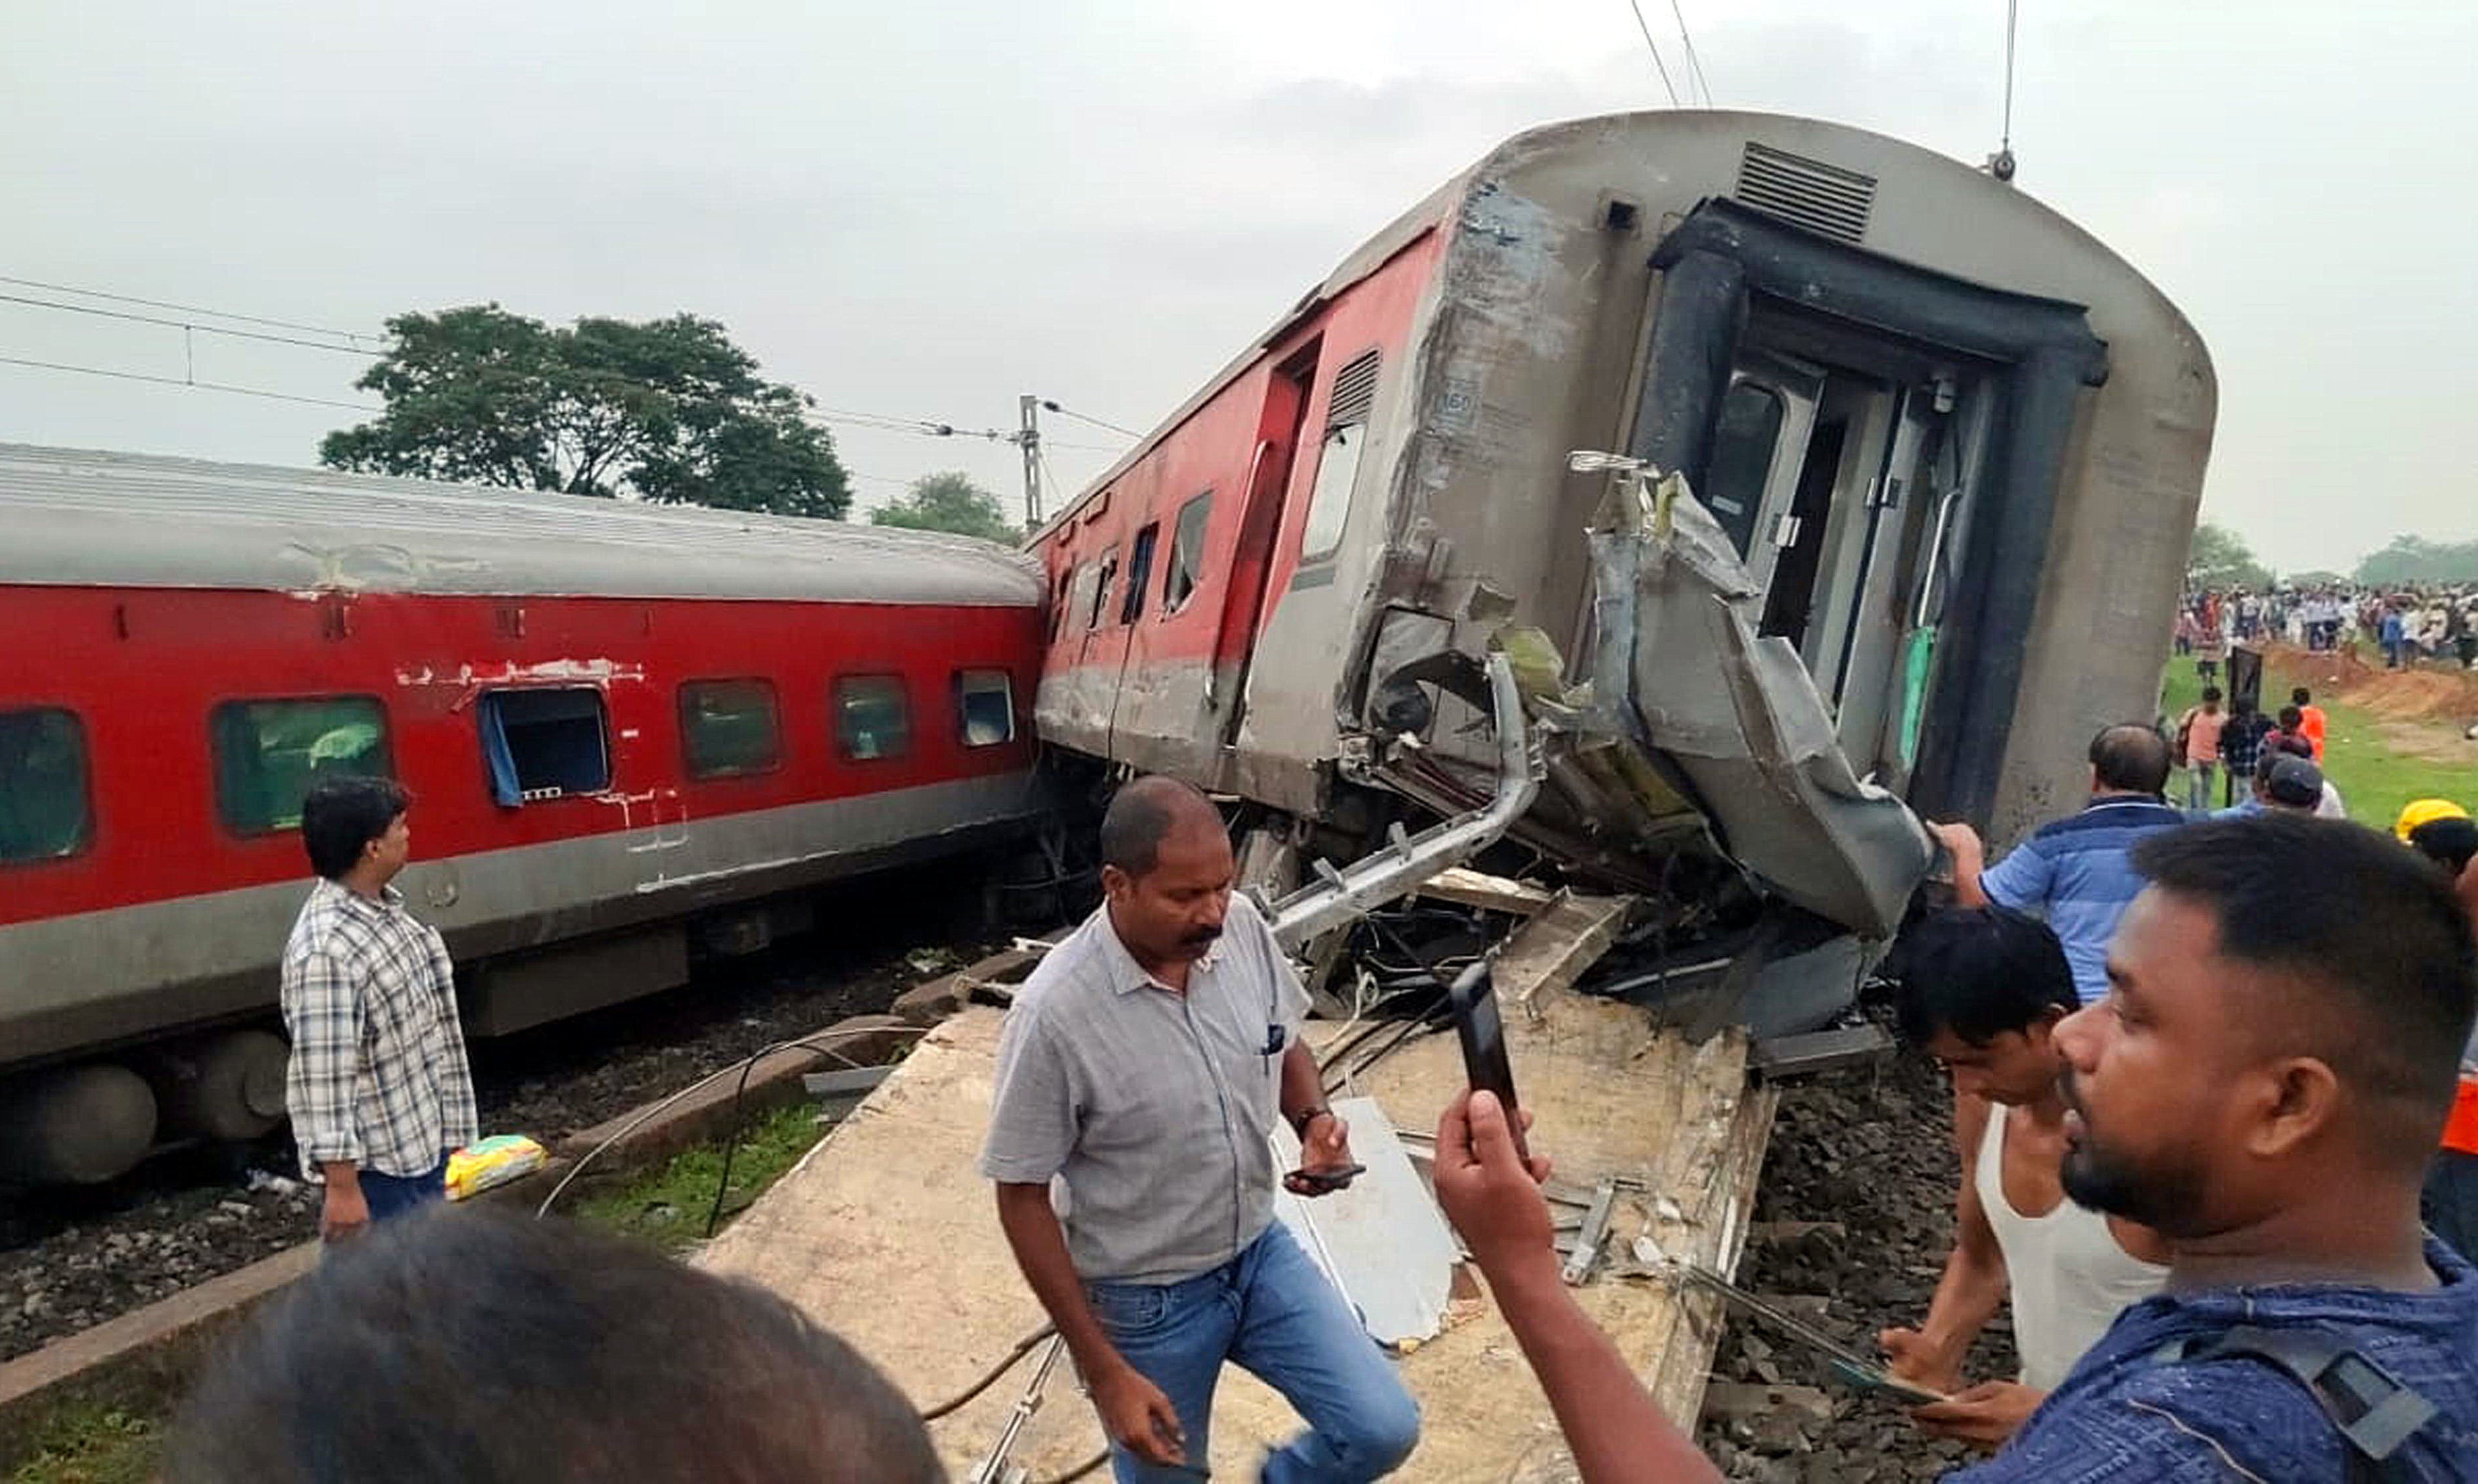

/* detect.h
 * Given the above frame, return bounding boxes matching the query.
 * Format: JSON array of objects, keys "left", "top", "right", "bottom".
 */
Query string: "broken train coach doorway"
[{"left": 1631, "top": 200, "right": 2110, "bottom": 825}]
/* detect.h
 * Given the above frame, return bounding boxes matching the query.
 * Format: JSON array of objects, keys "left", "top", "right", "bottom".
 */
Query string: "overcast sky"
[{"left": 5, "top": 0, "right": 2471, "bottom": 573}]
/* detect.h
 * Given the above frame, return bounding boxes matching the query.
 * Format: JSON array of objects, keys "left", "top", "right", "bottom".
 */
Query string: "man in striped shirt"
[
  {"left": 1931, "top": 726, "right": 2186, "bottom": 1004},
  {"left": 280, "top": 777, "right": 477, "bottom": 1243}
]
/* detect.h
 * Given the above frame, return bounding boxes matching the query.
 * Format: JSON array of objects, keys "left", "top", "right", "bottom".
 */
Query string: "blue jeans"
[
  {"left": 360, "top": 1159, "right": 447, "bottom": 1223},
  {"left": 1086, "top": 1222, "right": 1419, "bottom": 1483}
]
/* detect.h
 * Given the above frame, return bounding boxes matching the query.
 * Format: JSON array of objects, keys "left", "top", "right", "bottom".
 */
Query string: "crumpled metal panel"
[{"left": 1589, "top": 473, "right": 1930, "bottom": 939}]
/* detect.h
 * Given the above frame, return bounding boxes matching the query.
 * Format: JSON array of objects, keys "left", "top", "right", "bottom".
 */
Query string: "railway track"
[{"left": 0, "top": 863, "right": 994, "bottom": 1363}]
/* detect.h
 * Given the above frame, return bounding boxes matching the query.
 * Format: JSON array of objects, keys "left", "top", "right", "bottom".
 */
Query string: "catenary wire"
[
  {"left": 2003, "top": 0, "right": 2019, "bottom": 151},
  {"left": 1667, "top": 0, "right": 1714, "bottom": 105},
  {"left": 1624, "top": 0, "right": 1684, "bottom": 106},
  {"left": 1042, "top": 403, "right": 1142, "bottom": 440},
  {"left": 0, "top": 291, "right": 384, "bottom": 357},
  {"left": 0, "top": 273, "right": 387, "bottom": 343},
  {"left": 0, "top": 352, "right": 379, "bottom": 412}
]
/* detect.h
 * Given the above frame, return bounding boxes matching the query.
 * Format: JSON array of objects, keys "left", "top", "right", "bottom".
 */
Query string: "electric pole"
[{"left": 1018, "top": 394, "right": 1042, "bottom": 531}]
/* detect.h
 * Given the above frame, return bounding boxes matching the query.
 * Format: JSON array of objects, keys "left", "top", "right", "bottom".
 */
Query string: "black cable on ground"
[
  {"left": 702, "top": 1034, "right": 877, "bottom": 1238},
  {"left": 919, "top": 1323, "right": 1058, "bottom": 1421}
]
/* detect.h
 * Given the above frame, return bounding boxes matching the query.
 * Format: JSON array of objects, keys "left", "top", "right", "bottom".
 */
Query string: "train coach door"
[{"left": 1208, "top": 349, "right": 1316, "bottom": 746}]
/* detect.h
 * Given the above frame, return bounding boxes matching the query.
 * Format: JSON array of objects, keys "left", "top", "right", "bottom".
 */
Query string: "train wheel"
[
  {"left": 154, "top": 1029, "right": 291, "bottom": 1143},
  {"left": 0, "top": 1063, "right": 159, "bottom": 1185}
]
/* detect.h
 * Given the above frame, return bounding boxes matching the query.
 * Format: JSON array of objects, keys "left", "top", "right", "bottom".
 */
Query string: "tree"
[
  {"left": 2185, "top": 519, "right": 2273, "bottom": 590},
  {"left": 2355, "top": 534, "right": 2478, "bottom": 588},
  {"left": 869, "top": 472, "right": 1020, "bottom": 544},
  {"left": 320, "top": 305, "right": 849, "bottom": 519}
]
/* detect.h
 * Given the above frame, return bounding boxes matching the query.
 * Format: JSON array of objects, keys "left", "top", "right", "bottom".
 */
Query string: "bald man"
[{"left": 980, "top": 776, "right": 1418, "bottom": 1484}]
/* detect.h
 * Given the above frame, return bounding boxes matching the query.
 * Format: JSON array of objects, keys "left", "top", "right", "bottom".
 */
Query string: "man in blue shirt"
[
  {"left": 1429, "top": 813, "right": 2478, "bottom": 1481},
  {"left": 1932, "top": 725, "right": 2187, "bottom": 1003}
]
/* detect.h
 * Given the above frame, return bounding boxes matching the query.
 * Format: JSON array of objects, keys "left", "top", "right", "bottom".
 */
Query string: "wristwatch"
[{"left": 1289, "top": 1104, "right": 1335, "bottom": 1140}]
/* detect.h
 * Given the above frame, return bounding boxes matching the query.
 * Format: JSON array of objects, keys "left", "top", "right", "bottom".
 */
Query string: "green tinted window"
[
  {"left": 0, "top": 708, "right": 92, "bottom": 864},
  {"left": 835, "top": 676, "right": 911, "bottom": 761},
  {"left": 680, "top": 679, "right": 782, "bottom": 780},
  {"left": 212, "top": 696, "right": 392, "bottom": 835}
]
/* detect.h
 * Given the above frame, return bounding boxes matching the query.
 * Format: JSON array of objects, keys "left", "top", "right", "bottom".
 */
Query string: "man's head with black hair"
[
  {"left": 2054, "top": 815, "right": 2478, "bottom": 1244},
  {"left": 2409, "top": 816, "right": 2478, "bottom": 878},
  {"left": 1892, "top": 908, "right": 2081, "bottom": 1105},
  {"left": 166, "top": 1209, "right": 943, "bottom": 1484},
  {"left": 1097, "top": 774, "right": 1233, "bottom": 971},
  {"left": 300, "top": 776, "right": 411, "bottom": 884},
  {"left": 2200, "top": 686, "right": 2223, "bottom": 708},
  {"left": 2087, "top": 724, "right": 2171, "bottom": 797},
  {"left": 2291, "top": 686, "right": 2312, "bottom": 707},
  {"left": 2277, "top": 705, "right": 2304, "bottom": 731}
]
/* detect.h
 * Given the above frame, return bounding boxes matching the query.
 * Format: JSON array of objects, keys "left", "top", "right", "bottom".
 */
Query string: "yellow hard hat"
[{"left": 2395, "top": 798, "right": 2472, "bottom": 842}]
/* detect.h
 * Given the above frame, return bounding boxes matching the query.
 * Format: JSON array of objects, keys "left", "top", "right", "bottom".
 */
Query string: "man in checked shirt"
[{"left": 280, "top": 777, "right": 477, "bottom": 1242}]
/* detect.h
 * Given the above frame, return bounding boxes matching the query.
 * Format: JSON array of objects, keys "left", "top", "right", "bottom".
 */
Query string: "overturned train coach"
[
  {"left": 0, "top": 446, "right": 1050, "bottom": 1182},
  {"left": 1032, "top": 110, "right": 2215, "bottom": 1026}
]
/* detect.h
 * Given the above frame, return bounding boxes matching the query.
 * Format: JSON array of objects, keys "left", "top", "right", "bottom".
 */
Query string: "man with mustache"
[
  {"left": 981, "top": 776, "right": 1418, "bottom": 1483},
  {"left": 1430, "top": 814, "right": 2478, "bottom": 1480}
]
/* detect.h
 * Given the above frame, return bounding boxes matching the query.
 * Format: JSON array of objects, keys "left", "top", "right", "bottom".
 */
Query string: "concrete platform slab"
[{"left": 701, "top": 983, "right": 1773, "bottom": 1483}]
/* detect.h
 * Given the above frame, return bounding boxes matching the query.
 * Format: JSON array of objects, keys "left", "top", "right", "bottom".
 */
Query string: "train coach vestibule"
[{"left": 1695, "top": 337, "right": 1992, "bottom": 789}]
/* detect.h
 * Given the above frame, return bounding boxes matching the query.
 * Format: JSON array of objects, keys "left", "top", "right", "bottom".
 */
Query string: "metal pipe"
[{"left": 1265, "top": 650, "right": 1543, "bottom": 952}]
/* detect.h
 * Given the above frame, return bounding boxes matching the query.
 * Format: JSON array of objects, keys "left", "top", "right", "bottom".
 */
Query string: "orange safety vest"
[{"left": 2445, "top": 1075, "right": 2478, "bottom": 1156}]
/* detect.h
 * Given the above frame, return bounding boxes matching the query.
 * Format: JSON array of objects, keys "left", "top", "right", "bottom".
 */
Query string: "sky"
[{"left": 4, "top": 0, "right": 2472, "bottom": 574}]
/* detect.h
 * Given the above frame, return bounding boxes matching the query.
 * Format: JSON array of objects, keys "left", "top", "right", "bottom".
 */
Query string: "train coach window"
[
  {"left": 0, "top": 708, "right": 91, "bottom": 864},
  {"left": 1163, "top": 491, "right": 1211, "bottom": 613},
  {"left": 1121, "top": 523, "right": 1159, "bottom": 624},
  {"left": 477, "top": 688, "right": 610, "bottom": 805},
  {"left": 835, "top": 675, "right": 912, "bottom": 761},
  {"left": 211, "top": 696, "right": 394, "bottom": 835},
  {"left": 1300, "top": 350, "right": 1382, "bottom": 561},
  {"left": 1704, "top": 383, "right": 1785, "bottom": 557},
  {"left": 956, "top": 670, "right": 1016, "bottom": 747},
  {"left": 679, "top": 679, "right": 782, "bottom": 780}
]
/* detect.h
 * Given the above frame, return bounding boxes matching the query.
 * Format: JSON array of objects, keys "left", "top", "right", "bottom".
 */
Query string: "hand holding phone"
[{"left": 1447, "top": 961, "right": 1528, "bottom": 1161}]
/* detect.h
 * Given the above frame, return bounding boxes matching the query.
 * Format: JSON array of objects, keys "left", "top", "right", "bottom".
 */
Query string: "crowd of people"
[
  {"left": 156, "top": 765, "right": 2478, "bottom": 1482},
  {"left": 2179, "top": 583, "right": 2478, "bottom": 670}
]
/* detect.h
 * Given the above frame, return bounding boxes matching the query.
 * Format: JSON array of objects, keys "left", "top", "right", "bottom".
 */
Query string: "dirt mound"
[{"left": 2261, "top": 643, "right": 2478, "bottom": 724}]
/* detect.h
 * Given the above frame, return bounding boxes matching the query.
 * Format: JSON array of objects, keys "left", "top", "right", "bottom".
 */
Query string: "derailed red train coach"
[
  {"left": 0, "top": 445, "right": 1048, "bottom": 1182},
  {"left": 1030, "top": 110, "right": 2215, "bottom": 1029}
]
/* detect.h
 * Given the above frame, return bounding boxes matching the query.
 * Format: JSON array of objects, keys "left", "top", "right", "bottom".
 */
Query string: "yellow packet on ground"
[{"left": 447, "top": 1135, "right": 549, "bottom": 1201}]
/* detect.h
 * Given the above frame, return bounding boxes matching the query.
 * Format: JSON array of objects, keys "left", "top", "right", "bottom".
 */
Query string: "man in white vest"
[{"left": 1876, "top": 907, "right": 2170, "bottom": 1447}]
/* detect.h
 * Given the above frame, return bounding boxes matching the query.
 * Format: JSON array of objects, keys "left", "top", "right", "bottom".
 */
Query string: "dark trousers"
[{"left": 362, "top": 1158, "right": 449, "bottom": 1222}]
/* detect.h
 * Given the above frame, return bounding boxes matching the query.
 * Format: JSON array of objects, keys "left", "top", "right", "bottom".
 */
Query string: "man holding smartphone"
[{"left": 980, "top": 776, "right": 1419, "bottom": 1483}]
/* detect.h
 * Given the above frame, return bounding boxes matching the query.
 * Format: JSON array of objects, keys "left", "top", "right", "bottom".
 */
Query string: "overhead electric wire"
[
  {"left": 0, "top": 273, "right": 387, "bottom": 344},
  {"left": 1666, "top": 0, "right": 1714, "bottom": 106},
  {"left": 2002, "top": 0, "right": 2019, "bottom": 152},
  {"left": 0, "top": 291, "right": 383, "bottom": 358},
  {"left": 0, "top": 352, "right": 379, "bottom": 412},
  {"left": 1624, "top": 0, "right": 1684, "bottom": 106},
  {"left": 1040, "top": 402, "right": 1142, "bottom": 440}
]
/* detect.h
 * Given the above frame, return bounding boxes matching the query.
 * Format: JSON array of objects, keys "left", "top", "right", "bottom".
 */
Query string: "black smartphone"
[
  {"left": 1446, "top": 961, "right": 1528, "bottom": 1160},
  {"left": 1284, "top": 1162, "right": 1366, "bottom": 1193}
]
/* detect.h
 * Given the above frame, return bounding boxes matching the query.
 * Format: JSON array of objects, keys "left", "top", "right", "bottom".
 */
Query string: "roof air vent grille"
[{"left": 1733, "top": 142, "right": 1876, "bottom": 246}]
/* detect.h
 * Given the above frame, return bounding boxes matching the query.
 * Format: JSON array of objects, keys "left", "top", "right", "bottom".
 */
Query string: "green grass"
[
  {"left": 2158, "top": 651, "right": 2477, "bottom": 827},
  {"left": 7, "top": 1402, "right": 161, "bottom": 1484},
  {"left": 4, "top": 1106, "right": 833, "bottom": 1482},
  {"left": 573, "top": 1098, "right": 829, "bottom": 1254},
  {"left": 2289, "top": 686, "right": 2475, "bottom": 835}
]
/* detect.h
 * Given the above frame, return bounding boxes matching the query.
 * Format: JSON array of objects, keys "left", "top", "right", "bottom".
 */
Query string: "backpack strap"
[{"left": 2151, "top": 1324, "right": 2437, "bottom": 1483}]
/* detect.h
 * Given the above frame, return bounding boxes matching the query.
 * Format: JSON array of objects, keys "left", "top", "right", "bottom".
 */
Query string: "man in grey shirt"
[{"left": 981, "top": 776, "right": 1419, "bottom": 1483}]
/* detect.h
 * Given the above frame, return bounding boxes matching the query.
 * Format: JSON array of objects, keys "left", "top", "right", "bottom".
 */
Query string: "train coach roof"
[{"left": 0, "top": 444, "right": 1043, "bottom": 606}]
